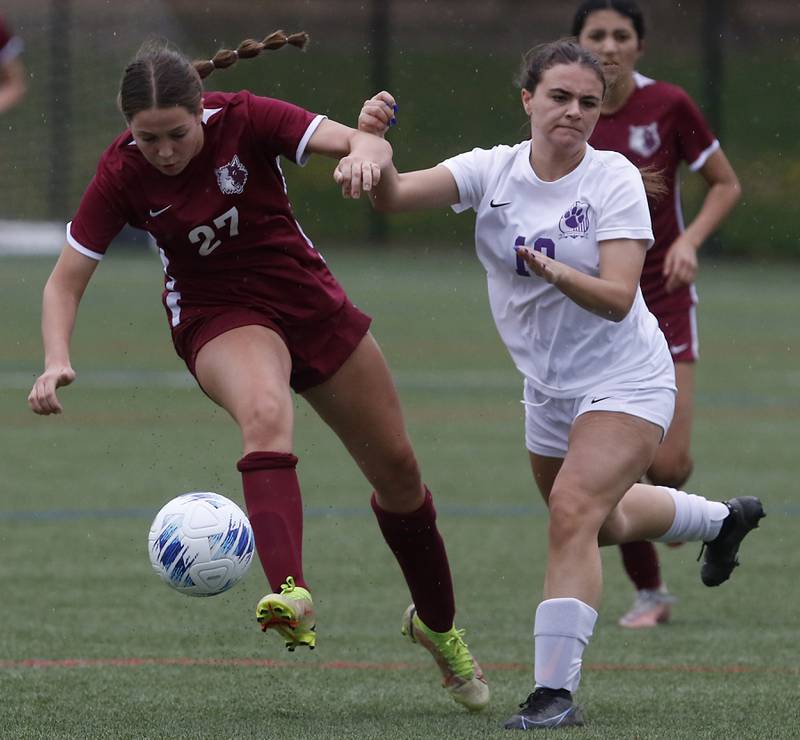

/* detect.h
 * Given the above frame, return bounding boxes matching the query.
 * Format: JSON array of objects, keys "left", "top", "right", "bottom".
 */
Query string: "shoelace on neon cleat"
[{"left": 436, "top": 627, "right": 473, "bottom": 678}]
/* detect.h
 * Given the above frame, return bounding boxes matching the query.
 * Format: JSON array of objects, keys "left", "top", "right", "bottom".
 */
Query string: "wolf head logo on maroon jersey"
[
  {"left": 628, "top": 123, "right": 661, "bottom": 158},
  {"left": 215, "top": 155, "right": 248, "bottom": 195}
]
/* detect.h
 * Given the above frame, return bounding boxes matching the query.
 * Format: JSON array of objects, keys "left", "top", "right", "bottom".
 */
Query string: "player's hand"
[
  {"left": 357, "top": 91, "right": 397, "bottom": 137},
  {"left": 28, "top": 365, "right": 76, "bottom": 415},
  {"left": 516, "top": 247, "right": 565, "bottom": 285},
  {"left": 334, "top": 156, "right": 382, "bottom": 199},
  {"left": 663, "top": 235, "right": 698, "bottom": 292}
]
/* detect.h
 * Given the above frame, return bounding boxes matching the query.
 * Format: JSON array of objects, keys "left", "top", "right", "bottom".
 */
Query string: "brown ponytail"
[
  {"left": 192, "top": 31, "right": 310, "bottom": 80},
  {"left": 639, "top": 165, "right": 667, "bottom": 201},
  {"left": 119, "top": 31, "right": 309, "bottom": 121}
]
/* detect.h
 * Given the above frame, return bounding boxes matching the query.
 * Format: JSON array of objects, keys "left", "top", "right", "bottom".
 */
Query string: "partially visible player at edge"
[
  {"left": 0, "top": 14, "right": 27, "bottom": 114},
  {"left": 348, "top": 39, "right": 762, "bottom": 730},
  {"left": 573, "top": 0, "right": 742, "bottom": 629},
  {"left": 26, "top": 34, "right": 488, "bottom": 712}
]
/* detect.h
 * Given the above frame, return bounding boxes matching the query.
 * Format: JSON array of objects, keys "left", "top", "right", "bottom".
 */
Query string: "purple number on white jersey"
[
  {"left": 533, "top": 237, "right": 556, "bottom": 259},
  {"left": 514, "top": 235, "right": 557, "bottom": 277},
  {"left": 514, "top": 235, "right": 530, "bottom": 276}
]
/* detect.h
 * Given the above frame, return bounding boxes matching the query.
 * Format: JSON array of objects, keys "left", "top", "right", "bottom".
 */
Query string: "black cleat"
[
  {"left": 700, "top": 496, "right": 765, "bottom": 587},
  {"left": 504, "top": 687, "right": 584, "bottom": 730}
]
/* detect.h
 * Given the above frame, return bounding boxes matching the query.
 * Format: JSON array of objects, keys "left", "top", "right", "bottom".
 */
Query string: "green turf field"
[{"left": 1, "top": 250, "right": 798, "bottom": 738}]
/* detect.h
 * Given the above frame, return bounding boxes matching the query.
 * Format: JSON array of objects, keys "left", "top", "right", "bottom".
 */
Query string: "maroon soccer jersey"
[
  {"left": 68, "top": 91, "right": 347, "bottom": 329},
  {"left": 589, "top": 73, "right": 718, "bottom": 314}
]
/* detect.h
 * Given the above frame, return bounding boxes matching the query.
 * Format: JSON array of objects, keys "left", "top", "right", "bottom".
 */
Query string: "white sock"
[
  {"left": 533, "top": 597, "right": 597, "bottom": 693},
  {"left": 655, "top": 487, "right": 730, "bottom": 543}
]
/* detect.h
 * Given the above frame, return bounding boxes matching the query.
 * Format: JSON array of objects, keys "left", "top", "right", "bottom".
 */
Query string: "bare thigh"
[
  {"left": 528, "top": 453, "right": 564, "bottom": 502},
  {"left": 194, "top": 325, "right": 294, "bottom": 453},
  {"left": 553, "top": 411, "right": 662, "bottom": 525},
  {"left": 302, "top": 332, "right": 423, "bottom": 511},
  {"left": 648, "top": 361, "right": 694, "bottom": 485}
]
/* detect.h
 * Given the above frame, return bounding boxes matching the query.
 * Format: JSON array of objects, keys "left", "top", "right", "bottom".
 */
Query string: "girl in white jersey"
[{"left": 342, "top": 40, "right": 764, "bottom": 730}]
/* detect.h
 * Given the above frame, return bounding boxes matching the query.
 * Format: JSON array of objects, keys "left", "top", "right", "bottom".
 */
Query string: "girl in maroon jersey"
[
  {"left": 26, "top": 34, "right": 488, "bottom": 712},
  {"left": 572, "top": 0, "right": 742, "bottom": 628}
]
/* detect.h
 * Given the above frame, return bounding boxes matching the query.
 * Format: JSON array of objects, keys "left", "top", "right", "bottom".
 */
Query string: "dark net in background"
[{"left": 1, "top": 0, "right": 797, "bottom": 256}]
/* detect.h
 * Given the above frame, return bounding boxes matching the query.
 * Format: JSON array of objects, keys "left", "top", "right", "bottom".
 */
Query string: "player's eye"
[{"left": 171, "top": 132, "right": 187, "bottom": 140}]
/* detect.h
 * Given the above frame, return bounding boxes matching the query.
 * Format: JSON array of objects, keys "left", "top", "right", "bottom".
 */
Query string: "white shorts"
[{"left": 523, "top": 378, "right": 677, "bottom": 458}]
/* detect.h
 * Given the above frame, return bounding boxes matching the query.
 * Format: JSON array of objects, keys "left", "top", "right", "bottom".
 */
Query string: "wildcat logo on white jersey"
[
  {"left": 215, "top": 155, "right": 248, "bottom": 195},
  {"left": 628, "top": 122, "right": 661, "bottom": 157},
  {"left": 558, "top": 201, "right": 591, "bottom": 238}
]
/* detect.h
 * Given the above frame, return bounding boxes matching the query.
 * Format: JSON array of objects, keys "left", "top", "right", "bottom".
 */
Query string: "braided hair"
[{"left": 118, "top": 31, "right": 309, "bottom": 121}]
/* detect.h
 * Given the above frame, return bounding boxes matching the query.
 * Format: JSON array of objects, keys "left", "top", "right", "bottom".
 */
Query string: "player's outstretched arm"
[
  {"left": 28, "top": 245, "right": 98, "bottom": 415},
  {"left": 347, "top": 90, "right": 460, "bottom": 213},
  {"left": 307, "top": 118, "right": 392, "bottom": 199},
  {"left": 357, "top": 91, "right": 396, "bottom": 138}
]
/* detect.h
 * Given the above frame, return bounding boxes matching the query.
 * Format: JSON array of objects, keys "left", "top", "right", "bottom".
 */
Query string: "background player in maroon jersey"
[
  {"left": 0, "top": 15, "right": 26, "bottom": 114},
  {"left": 26, "top": 34, "right": 489, "bottom": 712},
  {"left": 573, "top": 0, "right": 742, "bottom": 628}
]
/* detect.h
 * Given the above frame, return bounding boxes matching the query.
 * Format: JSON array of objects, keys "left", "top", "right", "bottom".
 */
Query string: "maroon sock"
[
  {"left": 619, "top": 541, "right": 661, "bottom": 591},
  {"left": 237, "top": 451, "right": 307, "bottom": 592},
  {"left": 371, "top": 488, "right": 455, "bottom": 633}
]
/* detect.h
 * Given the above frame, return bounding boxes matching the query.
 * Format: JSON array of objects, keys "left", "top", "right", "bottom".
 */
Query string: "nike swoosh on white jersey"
[
  {"left": 669, "top": 342, "right": 689, "bottom": 355},
  {"left": 149, "top": 205, "right": 172, "bottom": 217}
]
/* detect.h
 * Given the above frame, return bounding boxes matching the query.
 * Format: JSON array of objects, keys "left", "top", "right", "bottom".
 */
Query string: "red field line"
[{"left": 0, "top": 657, "right": 797, "bottom": 675}]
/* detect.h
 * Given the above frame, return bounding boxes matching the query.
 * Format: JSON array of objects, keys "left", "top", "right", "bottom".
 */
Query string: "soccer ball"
[{"left": 148, "top": 492, "right": 255, "bottom": 597}]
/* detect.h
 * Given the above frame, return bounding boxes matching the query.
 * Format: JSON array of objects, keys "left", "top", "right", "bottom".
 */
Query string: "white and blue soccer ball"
[{"left": 148, "top": 492, "right": 255, "bottom": 597}]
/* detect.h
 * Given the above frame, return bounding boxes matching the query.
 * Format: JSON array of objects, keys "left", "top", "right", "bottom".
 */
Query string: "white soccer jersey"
[{"left": 442, "top": 142, "right": 674, "bottom": 397}]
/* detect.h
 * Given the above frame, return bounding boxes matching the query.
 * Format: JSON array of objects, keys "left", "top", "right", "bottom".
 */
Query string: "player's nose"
[
  {"left": 600, "top": 37, "right": 618, "bottom": 55},
  {"left": 157, "top": 142, "right": 174, "bottom": 159}
]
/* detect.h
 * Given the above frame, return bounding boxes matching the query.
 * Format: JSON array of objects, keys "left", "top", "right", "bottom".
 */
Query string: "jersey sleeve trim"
[
  {"left": 202, "top": 106, "right": 223, "bottom": 124},
  {"left": 66, "top": 223, "right": 104, "bottom": 261},
  {"left": 440, "top": 161, "right": 473, "bottom": 214},
  {"left": 0, "top": 35, "right": 23, "bottom": 64},
  {"left": 688, "top": 139, "right": 720, "bottom": 171},
  {"left": 596, "top": 227, "right": 654, "bottom": 248},
  {"left": 296, "top": 115, "right": 326, "bottom": 166}
]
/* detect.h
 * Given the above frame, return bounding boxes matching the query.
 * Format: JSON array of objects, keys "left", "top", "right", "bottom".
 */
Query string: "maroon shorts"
[
  {"left": 654, "top": 304, "right": 698, "bottom": 363},
  {"left": 171, "top": 299, "right": 372, "bottom": 392}
]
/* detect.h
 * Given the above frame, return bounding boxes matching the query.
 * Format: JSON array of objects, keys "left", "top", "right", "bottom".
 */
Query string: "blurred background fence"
[{"left": 1, "top": 0, "right": 798, "bottom": 257}]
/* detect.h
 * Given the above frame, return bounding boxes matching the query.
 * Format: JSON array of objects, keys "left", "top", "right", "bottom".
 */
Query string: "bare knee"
[
  {"left": 648, "top": 452, "right": 693, "bottom": 489},
  {"left": 547, "top": 484, "right": 601, "bottom": 546},
  {"left": 370, "top": 443, "right": 423, "bottom": 508},
  {"left": 236, "top": 394, "right": 292, "bottom": 451}
]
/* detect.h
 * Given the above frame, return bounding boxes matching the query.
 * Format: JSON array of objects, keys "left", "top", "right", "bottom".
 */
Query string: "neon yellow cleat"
[
  {"left": 256, "top": 576, "right": 316, "bottom": 651},
  {"left": 401, "top": 604, "right": 490, "bottom": 711}
]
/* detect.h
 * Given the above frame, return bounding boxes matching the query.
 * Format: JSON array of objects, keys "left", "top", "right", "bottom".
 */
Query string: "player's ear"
[{"left": 521, "top": 88, "right": 533, "bottom": 117}]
